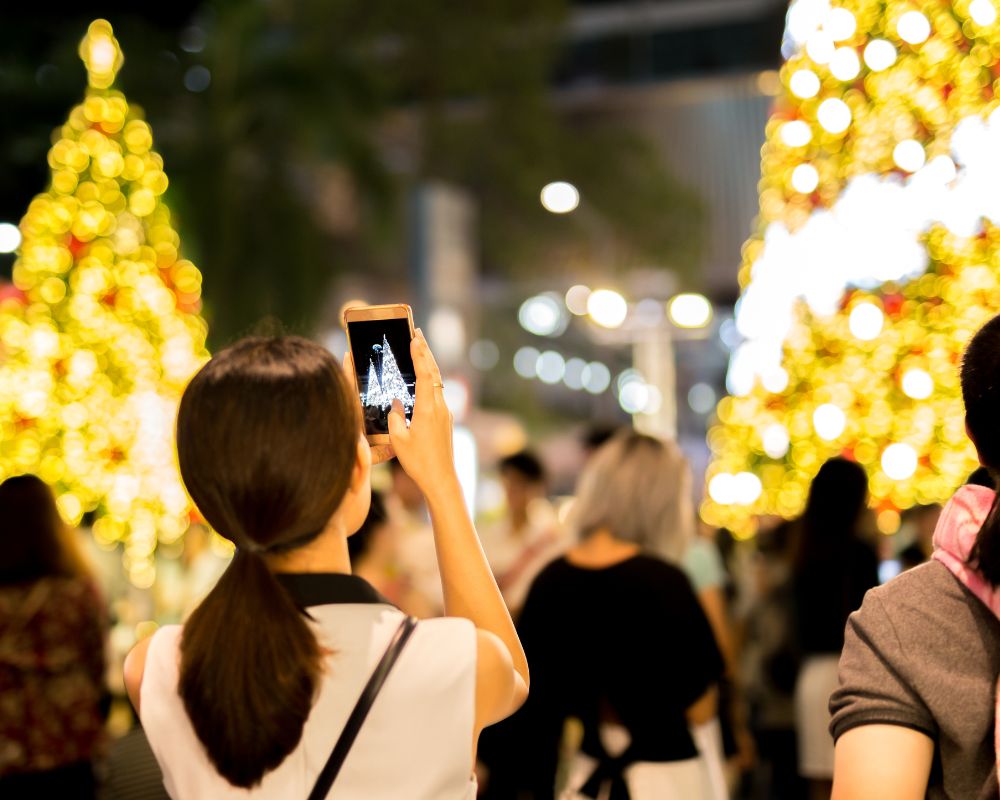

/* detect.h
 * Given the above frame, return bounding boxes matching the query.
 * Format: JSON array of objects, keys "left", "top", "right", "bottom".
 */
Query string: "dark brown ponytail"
[{"left": 175, "top": 336, "right": 360, "bottom": 787}]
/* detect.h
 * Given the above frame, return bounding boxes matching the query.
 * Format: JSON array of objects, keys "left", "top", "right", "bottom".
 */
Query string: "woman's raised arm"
[{"left": 387, "top": 329, "right": 529, "bottom": 730}]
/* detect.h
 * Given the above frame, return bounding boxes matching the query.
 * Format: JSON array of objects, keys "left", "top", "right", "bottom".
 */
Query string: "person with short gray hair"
[{"left": 492, "top": 431, "right": 724, "bottom": 799}]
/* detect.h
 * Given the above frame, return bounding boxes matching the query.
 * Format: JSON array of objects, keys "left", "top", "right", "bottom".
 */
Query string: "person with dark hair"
[
  {"left": 831, "top": 312, "right": 1000, "bottom": 799},
  {"left": 348, "top": 490, "right": 433, "bottom": 618},
  {"left": 123, "top": 332, "right": 528, "bottom": 798},
  {"left": 0, "top": 475, "right": 108, "bottom": 798},
  {"left": 479, "top": 450, "right": 566, "bottom": 617},
  {"left": 742, "top": 521, "right": 805, "bottom": 800},
  {"left": 792, "top": 457, "right": 879, "bottom": 799}
]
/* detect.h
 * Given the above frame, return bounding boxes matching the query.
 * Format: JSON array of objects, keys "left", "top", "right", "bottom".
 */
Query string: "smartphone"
[{"left": 344, "top": 304, "right": 416, "bottom": 444}]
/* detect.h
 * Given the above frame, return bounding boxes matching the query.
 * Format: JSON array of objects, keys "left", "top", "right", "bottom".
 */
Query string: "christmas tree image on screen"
[{"left": 363, "top": 336, "right": 414, "bottom": 411}]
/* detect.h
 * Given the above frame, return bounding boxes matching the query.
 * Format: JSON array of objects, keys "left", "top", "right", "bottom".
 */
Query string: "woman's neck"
[
  {"left": 265, "top": 523, "right": 352, "bottom": 575},
  {"left": 566, "top": 528, "right": 640, "bottom": 569}
]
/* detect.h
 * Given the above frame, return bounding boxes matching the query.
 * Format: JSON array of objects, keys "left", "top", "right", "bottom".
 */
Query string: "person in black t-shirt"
[{"left": 481, "top": 432, "right": 724, "bottom": 800}]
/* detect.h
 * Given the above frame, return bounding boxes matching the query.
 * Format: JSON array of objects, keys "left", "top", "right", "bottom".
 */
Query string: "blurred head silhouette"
[{"left": 0, "top": 474, "right": 87, "bottom": 585}]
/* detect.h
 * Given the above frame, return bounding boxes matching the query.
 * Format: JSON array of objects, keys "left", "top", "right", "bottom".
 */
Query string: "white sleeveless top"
[{"left": 139, "top": 573, "right": 478, "bottom": 799}]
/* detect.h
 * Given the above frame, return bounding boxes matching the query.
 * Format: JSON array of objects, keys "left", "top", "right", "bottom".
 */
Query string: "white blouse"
[{"left": 139, "top": 574, "right": 477, "bottom": 799}]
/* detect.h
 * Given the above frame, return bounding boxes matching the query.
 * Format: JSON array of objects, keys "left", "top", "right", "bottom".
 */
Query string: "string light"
[
  {"left": 7, "top": 20, "right": 209, "bottom": 586},
  {"left": 706, "top": 0, "right": 1000, "bottom": 535},
  {"left": 790, "top": 69, "right": 821, "bottom": 98}
]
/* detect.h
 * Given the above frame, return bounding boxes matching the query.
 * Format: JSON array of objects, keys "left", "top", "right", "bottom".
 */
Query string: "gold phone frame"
[{"left": 343, "top": 303, "right": 415, "bottom": 444}]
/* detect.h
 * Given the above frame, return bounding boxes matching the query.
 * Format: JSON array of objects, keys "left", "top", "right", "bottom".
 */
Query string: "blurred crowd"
[{"left": 0, "top": 416, "right": 947, "bottom": 799}]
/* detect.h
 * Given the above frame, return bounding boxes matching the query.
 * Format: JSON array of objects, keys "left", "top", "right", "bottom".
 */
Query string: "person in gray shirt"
[{"left": 831, "top": 313, "right": 1000, "bottom": 799}]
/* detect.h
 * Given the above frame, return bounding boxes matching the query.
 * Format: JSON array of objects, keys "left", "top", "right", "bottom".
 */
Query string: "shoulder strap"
[{"left": 307, "top": 615, "right": 418, "bottom": 800}]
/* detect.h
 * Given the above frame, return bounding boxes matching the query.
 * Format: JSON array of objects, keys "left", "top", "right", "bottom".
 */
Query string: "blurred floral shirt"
[{"left": 0, "top": 576, "right": 107, "bottom": 776}]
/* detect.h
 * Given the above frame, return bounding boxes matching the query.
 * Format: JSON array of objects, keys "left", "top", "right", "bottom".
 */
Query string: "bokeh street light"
[
  {"left": 587, "top": 289, "right": 628, "bottom": 329},
  {"left": 668, "top": 293, "right": 713, "bottom": 328},
  {"left": 540, "top": 181, "right": 580, "bottom": 214}
]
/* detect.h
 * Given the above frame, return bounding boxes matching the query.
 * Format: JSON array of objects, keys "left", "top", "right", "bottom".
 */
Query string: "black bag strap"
[{"left": 307, "top": 615, "right": 418, "bottom": 800}]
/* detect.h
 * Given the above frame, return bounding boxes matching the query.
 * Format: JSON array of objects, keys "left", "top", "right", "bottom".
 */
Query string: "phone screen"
[{"left": 347, "top": 317, "right": 416, "bottom": 436}]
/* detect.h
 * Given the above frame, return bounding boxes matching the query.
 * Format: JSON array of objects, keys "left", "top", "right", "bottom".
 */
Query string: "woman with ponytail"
[
  {"left": 123, "top": 332, "right": 528, "bottom": 798},
  {"left": 830, "top": 313, "right": 1000, "bottom": 800}
]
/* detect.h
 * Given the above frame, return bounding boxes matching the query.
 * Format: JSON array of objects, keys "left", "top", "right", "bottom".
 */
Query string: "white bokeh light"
[
  {"left": 0, "top": 223, "right": 21, "bottom": 254},
  {"left": 469, "top": 339, "right": 500, "bottom": 370},
  {"left": 829, "top": 47, "right": 861, "bottom": 81},
  {"left": 790, "top": 69, "right": 821, "bottom": 98},
  {"left": 668, "top": 293, "right": 713, "bottom": 328},
  {"left": 817, "top": 98, "right": 852, "bottom": 133},
  {"left": 583, "top": 362, "right": 611, "bottom": 394},
  {"left": 540, "top": 181, "right": 580, "bottom": 214},
  {"left": 806, "top": 32, "right": 836, "bottom": 64},
  {"left": 587, "top": 289, "right": 628, "bottom": 329},
  {"left": 864, "top": 39, "right": 897, "bottom": 71},
  {"left": 563, "top": 357, "right": 588, "bottom": 390},
  {"left": 848, "top": 302, "right": 884, "bottom": 340},
  {"left": 536, "top": 350, "right": 566, "bottom": 384},
  {"left": 518, "top": 293, "right": 567, "bottom": 337},
  {"left": 971, "top": 0, "right": 998, "bottom": 26},
  {"left": 825, "top": 7, "right": 857, "bottom": 41},
  {"left": 619, "top": 380, "right": 650, "bottom": 414},
  {"left": 565, "top": 284, "right": 591, "bottom": 315},
  {"left": 882, "top": 443, "right": 918, "bottom": 480},
  {"left": 708, "top": 473, "right": 737, "bottom": 505},
  {"left": 761, "top": 366, "right": 790, "bottom": 394},
  {"left": 762, "top": 424, "right": 791, "bottom": 458},
  {"left": 733, "top": 472, "right": 763, "bottom": 505},
  {"left": 513, "top": 346, "right": 540, "bottom": 379},
  {"left": 901, "top": 368, "right": 934, "bottom": 399},
  {"left": 897, "top": 10, "right": 931, "bottom": 44},
  {"left": 893, "top": 139, "right": 927, "bottom": 173},
  {"left": 813, "top": 403, "right": 847, "bottom": 440},
  {"left": 688, "top": 382, "right": 717, "bottom": 415},
  {"left": 792, "top": 163, "right": 820, "bottom": 193},
  {"left": 782, "top": 120, "right": 813, "bottom": 147}
]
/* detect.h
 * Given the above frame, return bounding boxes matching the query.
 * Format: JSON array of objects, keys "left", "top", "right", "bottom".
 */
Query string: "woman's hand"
[{"left": 387, "top": 329, "right": 457, "bottom": 499}]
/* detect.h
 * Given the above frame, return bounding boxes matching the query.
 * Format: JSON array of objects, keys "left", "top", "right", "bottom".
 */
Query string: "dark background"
[{"left": 348, "top": 317, "right": 416, "bottom": 435}]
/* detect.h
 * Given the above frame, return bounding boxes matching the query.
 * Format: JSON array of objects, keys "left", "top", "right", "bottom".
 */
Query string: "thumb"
[{"left": 387, "top": 399, "right": 407, "bottom": 439}]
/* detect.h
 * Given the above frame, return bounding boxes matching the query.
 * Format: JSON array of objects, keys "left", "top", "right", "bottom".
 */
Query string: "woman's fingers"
[
  {"left": 387, "top": 399, "right": 408, "bottom": 440},
  {"left": 411, "top": 329, "right": 441, "bottom": 409},
  {"left": 370, "top": 444, "right": 395, "bottom": 465},
  {"left": 416, "top": 329, "right": 444, "bottom": 385}
]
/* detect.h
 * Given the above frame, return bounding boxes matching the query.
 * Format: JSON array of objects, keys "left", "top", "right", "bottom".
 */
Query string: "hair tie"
[{"left": 240, "top": 539, "right": 268, "bottom": 555}]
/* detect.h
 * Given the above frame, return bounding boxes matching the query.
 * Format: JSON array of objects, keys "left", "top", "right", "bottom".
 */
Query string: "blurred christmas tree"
[
  {"left": 3, "top": 20, "right": 209, "bottom": 586},
  {"left": 705, "top": 0, "right": 1000, "bottom": 537}
]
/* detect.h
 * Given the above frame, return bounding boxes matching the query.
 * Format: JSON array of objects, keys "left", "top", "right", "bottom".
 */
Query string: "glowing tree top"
[
  {"left": 4, "top": 20, "right": 209, "bottom": 585},
  {"left": 704, "top": 0, "right": 1000, "bottom": 537}
]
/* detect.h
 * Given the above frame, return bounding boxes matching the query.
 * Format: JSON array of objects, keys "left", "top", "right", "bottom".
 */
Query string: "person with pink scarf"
[{"left": 830, "top": 314, "right": 1000, "bottom": 799}]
